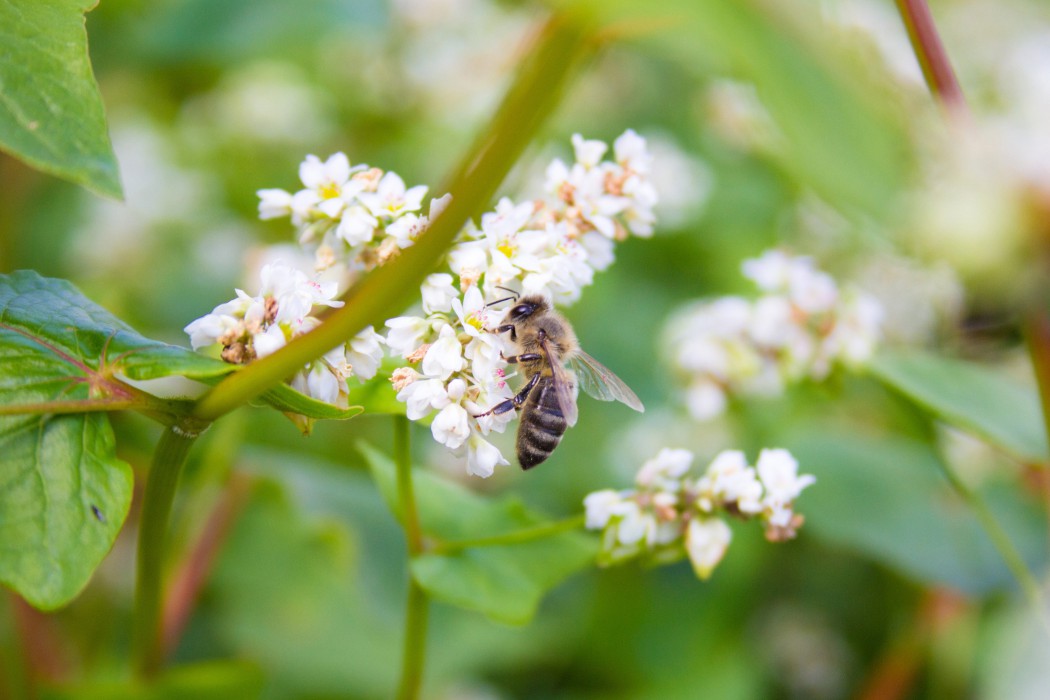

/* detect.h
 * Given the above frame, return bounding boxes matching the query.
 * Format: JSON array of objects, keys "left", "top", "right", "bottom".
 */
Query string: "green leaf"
[
  {"left": 870, "top": 351, "right": 1049, "bottom": 463},
  {"left": 256, "top": 384, "right": 364, "bottom": 423},
  {"left": 0, "top": 411, "right": 131, "bottom": 609},
  {"left": 0, "top": 0, "right": 121, "bottom": 198},
  {"left": 790, "top": 432, "right": 1049, "bottom": 595},
  {"left": 362, "top": 442, "right": 596, "bottom": 624},
  {"left": 0, "top": 270, "right": 228, "bottom": 387},
  {"left": 0, "top": 272, "right": 141, "bottom": 608},
  {"left": 0, "top": 271, "right": 363, "bottom": 421},
  {"left": 555, "top": 0, "right": 907, "bottom": 216},
  {"left": 40, "top": 660, "right": 265, "bottom": 700}
]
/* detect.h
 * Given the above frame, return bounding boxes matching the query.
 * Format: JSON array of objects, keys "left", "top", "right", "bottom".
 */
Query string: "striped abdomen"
[{"left": 517, "top": 376, "right": 570, "bottom": 469}]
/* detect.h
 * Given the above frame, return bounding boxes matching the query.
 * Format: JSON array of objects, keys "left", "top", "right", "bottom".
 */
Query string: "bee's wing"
[
  {"left": 538, "top": 334, "right": 580, "bottom": 428},
  {"left": 568, "top": 349, "right": 645, "bottom": 413}
]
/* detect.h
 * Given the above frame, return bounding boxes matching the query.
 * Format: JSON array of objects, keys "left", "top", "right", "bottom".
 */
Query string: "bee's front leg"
[
  {"left": 473, "top": 373, "right": 540, "bottom": 418},
  {"left": 492, "top": 324, "right": 517, "bottom": 341},
  {"left": 500, "top": 352, "right": 542, "bottom": 364}
]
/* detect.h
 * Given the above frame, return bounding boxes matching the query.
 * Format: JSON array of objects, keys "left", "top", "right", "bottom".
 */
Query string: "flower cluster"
[
  {"left": 186, "top": 152, "right": 442, "bottom": 407},
  {"left": 184, "top": 261, "right": 385, "bottom": 407},
  {"left": 387, "top": 130, "right": 657, "bottom": 476},
  {"left": 185, "top": 131, "right": 657, "bottom": 452},
  {"left": 257, "top": 152, "right": 439, "bottom": 274},
  {"left": 665, "top": 249, "right": 882, "bottom": 421},
  {"left": 584, "top": 447, "right": 815, "bottom": 579}
]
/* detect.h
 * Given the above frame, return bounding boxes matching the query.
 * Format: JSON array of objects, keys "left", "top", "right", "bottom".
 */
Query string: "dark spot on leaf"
[{"left": 91, "top": 505, "right": 105, "bottom": 523}]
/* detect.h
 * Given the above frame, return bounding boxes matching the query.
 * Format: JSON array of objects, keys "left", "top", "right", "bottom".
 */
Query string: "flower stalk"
[
  {"left": 131, "top": 422, "right": 205, "bottom": 678},
  {"left": 393, "top": 415, "right": 428, "bottom": 700}
]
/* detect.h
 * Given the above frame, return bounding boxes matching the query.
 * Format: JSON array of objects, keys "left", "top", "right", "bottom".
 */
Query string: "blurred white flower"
[
  {"left": 667, "top": 250, "right": 882, "bottom": 420},
  {"left": 685, "top": 518, "right": 732, "bottom": 580},
  {"left": 585, "top": 446, "right": 812, "bottom": 579},
  {"left": 757, "top": 449, "right": 817, "bottom": 506}
]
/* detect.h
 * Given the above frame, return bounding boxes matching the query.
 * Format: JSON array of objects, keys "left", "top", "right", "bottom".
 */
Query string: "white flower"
[
  {"left": 749, "top": 295, "right": 794, "bottom": 347},
  {"left": 431, "top": 402, "right": 470, "bottom": 449},
  {"left": 335, "top": 206, "right": 379, "bottom": 246},
  {"left": 346, "top": 326, "right": 385, "bottom": 381},
  {"left": 252, "top": 323, "right": 288, "bottom": 358},
  {"left": 584, "top": 489, "right": 625, "bottom": 529},
  {"left": 299, "top": 152, "right": 353, "bottom": 197},
  {"left": 386, "top": 213, "right": 424, "bottom": 248},
  {"left": 398, "top": 377, "right": 450, "bottom": 420},
  {"left": 359, "top": 172, "right": 427, "bottom": 220},
  {"left": 451, "top": 285, "right": 492, "bottom": 338},
  {"left": 257, "top": 188, "right": 293, "bottom": 220},
  {"left": 184, "top": 311, "right": 242, "bottom": 350},
  {"left": 635, "top": 447, "right": 693, "bottom": 490},
  {"left": 699, "top": 450, "right": 763, "bottom": 514},
  {"left": 466, "top": 433, "right": 509, "bottom": 478},
  {"left": 613, "top": 501, "right": 652, "bottom": 546},
  {"left": 756, "top": 448, "right": 815, "bottom": 505},
  {"left": 741, "top": 249, "right": 794, "bottom": 292},
  {"left": 788, "top": 265, "right": 838, "bottom": 314},
  {"left": 421, "top": 324, "right": 466, "bottom": 380},
  {"left": 685, "top": 518, "right": 732, "bottom": 580},
  {"left": 385, "top": 316, "right": 432, "bottom": 358},
  {"left": 290, "top": 345, "right": 351, "bottom": 406},
  {"left": 614, "top": 129, "right": 652, "bottom": 175},
  {"left": 572, "top": 133, "right": 608, "bottom": 169},
  {"left": 421, "top": 273, "right": 459, "bottom": 314},
  {"left": 684, "top": 381, "right": 727, "bottom": 421}
]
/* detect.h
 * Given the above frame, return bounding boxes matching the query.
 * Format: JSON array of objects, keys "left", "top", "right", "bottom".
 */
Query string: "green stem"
[
  {"left": 435, "top": 514, "right": 586, "bottom": 554},
  {"left": 393, "top": 416, "right": 428, "bottom": 700},
  {"left": 935, "top": 458, "right": 1049, "bottom": 631},
  {"left": 396, "top": 580, "right": 430, "bottom": 700},
  {"left": 132, "top": 422, "right": 205, "bottom": 678},
  {"left": 394, "top": 416, "right": 424, "bottom": 555},
  {"left": 190, "top": 14, "right": 593, "bottom": 424}
]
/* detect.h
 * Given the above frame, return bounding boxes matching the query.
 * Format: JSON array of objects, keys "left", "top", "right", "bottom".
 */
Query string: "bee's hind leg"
[{"left": 473, "top": 373, "right": 540, "bottom": 418}]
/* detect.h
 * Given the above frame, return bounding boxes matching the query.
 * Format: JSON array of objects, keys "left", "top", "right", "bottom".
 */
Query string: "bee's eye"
[{"left": 511, "top": 303, "right": 534, "bottom": 318}]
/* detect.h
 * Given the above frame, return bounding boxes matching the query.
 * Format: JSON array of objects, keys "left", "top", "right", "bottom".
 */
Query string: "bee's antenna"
[{"left": 487, "top": 286, "right": 519, "bottom": 307}]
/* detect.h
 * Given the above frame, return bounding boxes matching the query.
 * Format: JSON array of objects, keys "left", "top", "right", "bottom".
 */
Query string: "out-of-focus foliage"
[
  {"left": 0, "top": 0, "right": 121, "bottom": 197},
  {"left": 3, "top": 0, "right": 1050, "bottom": 697}
]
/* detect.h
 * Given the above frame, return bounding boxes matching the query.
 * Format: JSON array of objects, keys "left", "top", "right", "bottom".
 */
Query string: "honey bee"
[{"left": 475, "top": 293, "right": 644, "bottom": 469}]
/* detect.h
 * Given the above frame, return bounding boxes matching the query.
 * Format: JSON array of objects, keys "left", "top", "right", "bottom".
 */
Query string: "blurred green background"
[{"left": 4, "top": 0, "right": 1050, "bottom": 697}]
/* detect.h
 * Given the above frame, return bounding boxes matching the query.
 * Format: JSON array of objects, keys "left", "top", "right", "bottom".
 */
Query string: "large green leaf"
[
  {"left": 0, "top": 271, "right": 140, "bottom": 608},
  {"left": 553, "top": 0, "right": 907, "bottom": 216},
  {"left": 870, "top": 351, "right": 1049, "bottom": 464},
  {"left": 0, "top": 0, "right": 121, "bottom": 197},
  {"left": 0, "top": 411, "right": 131, "bottom": 609},
  {"left": 791, "top": 432, "right": 1048, "bottom": 595},
  {"left": 362, "top": 443, "right": 596, "bottom": 624},
  {"left": 0, "top": 271, "right": 358, "bottom": 608}
]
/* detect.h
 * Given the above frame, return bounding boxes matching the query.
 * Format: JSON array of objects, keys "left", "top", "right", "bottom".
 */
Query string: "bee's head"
[{"left": 506, "top": 295, "right": 548, "bottom": 321}]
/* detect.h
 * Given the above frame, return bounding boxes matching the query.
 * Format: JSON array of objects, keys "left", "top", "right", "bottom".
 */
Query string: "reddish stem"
[
  {"left": 160, "top": 475, "right": 252, "bottom": 659},
  {"left": 895, "top": 0, "right": 967, "bottom": 114},
  {"left": 10, "top": 594, "right": 74, "bottom": 685}
]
